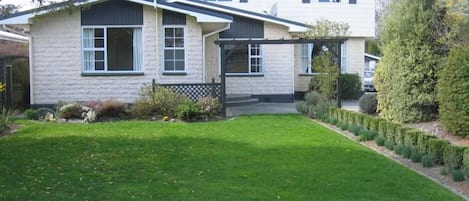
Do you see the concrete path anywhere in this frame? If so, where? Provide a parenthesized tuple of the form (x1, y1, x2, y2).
(226, 103, 298, 117)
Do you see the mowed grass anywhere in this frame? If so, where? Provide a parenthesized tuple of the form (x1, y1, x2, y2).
(0, 115, 464, 201)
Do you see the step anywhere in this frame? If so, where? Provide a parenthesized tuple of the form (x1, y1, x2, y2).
(226, 98, 259, 107)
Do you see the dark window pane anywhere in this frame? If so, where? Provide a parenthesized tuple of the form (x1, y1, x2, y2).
(174, 50, 184, 60)
(165, 28, 173, 37)
(174, 28, 184, 37)
(226, 44, 248, 73)
(175, 61, 185, 71)
(107, 28, 134, 71)
(95, 39, 104, 48)
(164, 61, 174, 71)
(175, 39, 184, 47)
(95, 51, 104, 61)
(95, 61, 105, 70)
(95, 28, 104, 37)
(164, 50, 174, 60)
(165, 39, 174, 47)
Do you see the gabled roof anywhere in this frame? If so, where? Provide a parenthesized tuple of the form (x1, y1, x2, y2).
(0, 0, 307, 32)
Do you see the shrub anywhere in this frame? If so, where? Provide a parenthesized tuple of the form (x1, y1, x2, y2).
(385, 140, 394, 151)
(304, 91, 322, 105)
(440, 167, 449, 176)
(368, 118, 379, 133)
(0, 107, 19, 131)
(375, 136, 385, 146)
(197, 96, 221, 117)
(362, 115, 372, 130)
(410, 147, 423, 163)
(339, 123, 349, 131)
(176, 100, 203, 121)
(24, 108, 38, 120)
(130, 85, 188, 118)
(308, 99, 332, 119)
(438, 47, 469, 137)
(309, 52, 339, 100)
(340, 74, 362, 100)
(395, 127, 411, 146)
(384, 122, 400, 145)
(330, 118, 339, 126)
(421, 155, 433, 168)
(358, 93, 377, 114)
(428, 139, 451, 165)
(394, 144, 405, 155)
(352, 113, 364, 127)
(348, 124, 362, 136)
(57, 103, 84, 119)
(443, 145, 466, 169)
(97, 100, 128, 119)
(402, 145, 412, 159)
(296, 101, 308, 115)
(359, 130, 377, 141)
(377, 119, 388, 137)
(464, 149, 469, 176)
(451, 169, 465, 182)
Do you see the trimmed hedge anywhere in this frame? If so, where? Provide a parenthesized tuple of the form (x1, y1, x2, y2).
(464, 149, 469, 175)
(340, 74, 362, 100)
(443, 145, 467, 169)
(326, 107, 469, 178)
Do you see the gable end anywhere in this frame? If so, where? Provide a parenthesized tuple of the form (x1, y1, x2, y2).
(81, 0, 143, 25)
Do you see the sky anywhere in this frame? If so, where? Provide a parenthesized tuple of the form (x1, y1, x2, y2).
(0, 0, 62, 11)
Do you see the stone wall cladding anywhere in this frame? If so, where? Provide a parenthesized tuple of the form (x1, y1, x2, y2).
(226, 22, 294, 95)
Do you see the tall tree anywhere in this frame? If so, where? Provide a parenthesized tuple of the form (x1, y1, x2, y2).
(375, 0, 441, 122)
(0, 0, 19, 17)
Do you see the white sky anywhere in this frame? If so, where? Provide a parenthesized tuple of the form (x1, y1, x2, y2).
(0, 0, 64, 11)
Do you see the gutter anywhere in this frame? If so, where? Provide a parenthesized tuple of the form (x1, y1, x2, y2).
(202, 23, 230, 83)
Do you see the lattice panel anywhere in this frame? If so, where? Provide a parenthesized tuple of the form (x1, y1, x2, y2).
(159, 83, 222, 102)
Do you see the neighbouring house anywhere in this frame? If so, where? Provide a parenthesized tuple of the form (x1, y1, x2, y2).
(0, 0, 375, 107)
(0, 30, 28, 57)
(364, 53, 380, 72)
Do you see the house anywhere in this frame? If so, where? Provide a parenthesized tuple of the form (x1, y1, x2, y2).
(0, 0, 375, 107)
(364, 53, 380, 72)
(0, 30, 28, 57)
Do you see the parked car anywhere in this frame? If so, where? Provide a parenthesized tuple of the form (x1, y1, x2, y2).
(364, 71, 375, 92)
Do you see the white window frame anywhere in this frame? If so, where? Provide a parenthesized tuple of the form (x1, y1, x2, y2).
(163, 25, 186, 73)
(340, 42, 347, 73)
(247, 44, 263, 74)
(81, 25, 144, 74)
(300, 43, 314, 75)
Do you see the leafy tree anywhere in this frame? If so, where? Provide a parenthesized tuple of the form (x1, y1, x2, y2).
(0, 1, 18, 17)
(375, 0, 441, 122)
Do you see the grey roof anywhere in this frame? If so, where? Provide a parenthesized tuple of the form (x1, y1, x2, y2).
(156, 0, 232, 20)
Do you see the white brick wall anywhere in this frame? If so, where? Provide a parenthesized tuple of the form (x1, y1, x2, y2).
(226, 22, 294, 95)
(30, 6, 206, 104)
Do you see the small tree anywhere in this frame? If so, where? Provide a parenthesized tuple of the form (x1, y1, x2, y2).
(309, 52, 339, 101)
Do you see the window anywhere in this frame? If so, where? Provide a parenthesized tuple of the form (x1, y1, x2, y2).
(300, 43, 314, 74)
(164, 27, 185, 72)
(82, 27, 142, 73)
(225, 44, 263, 74)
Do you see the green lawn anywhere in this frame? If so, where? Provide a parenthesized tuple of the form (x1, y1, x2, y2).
(0, 115, 464, 201)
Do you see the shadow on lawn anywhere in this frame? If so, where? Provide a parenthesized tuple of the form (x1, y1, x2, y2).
(0, 135, 464, 201)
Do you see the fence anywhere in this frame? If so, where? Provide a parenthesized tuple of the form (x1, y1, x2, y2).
(152, 79, 222, 102)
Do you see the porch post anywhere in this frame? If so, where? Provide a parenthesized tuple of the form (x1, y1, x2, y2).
(336, 41, 342, 108)
(220, 44, 227, 118)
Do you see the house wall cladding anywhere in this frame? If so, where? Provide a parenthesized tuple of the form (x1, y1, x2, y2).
(81, 0, 143, 25)
(31, 6, 160, 104)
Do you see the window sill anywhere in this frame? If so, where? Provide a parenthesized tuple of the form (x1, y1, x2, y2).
(226, 73, 264, 77)
(81, 72, 144, 76)
(162, 72, 187, 76)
